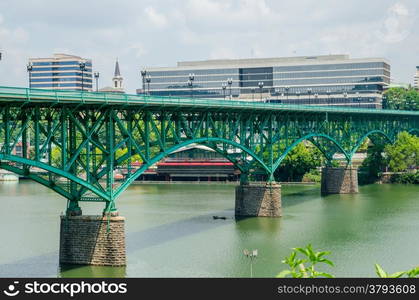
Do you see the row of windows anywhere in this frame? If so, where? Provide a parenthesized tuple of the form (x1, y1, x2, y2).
(147, 76, 387, 89)
(148, 68, 239, 77)
(30, 83, 93, 88)
(274, 76, 387, 85)
(149, 75, 240, 84)
(31, 67, 92, 72)
(149, 84, 383, 94)
(146, 62, 389, 78)
(275, 69, 386, 79)
(273, 62, 389, 72)
(32, 61, 92, 66)
(30, 72, 93, 78)
(30, 77, 93, 83)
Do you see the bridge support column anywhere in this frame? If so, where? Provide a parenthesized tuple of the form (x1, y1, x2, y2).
(235, 182, 281, 217)
(59, 213, 126, 266)
(321, 167, 358, 194)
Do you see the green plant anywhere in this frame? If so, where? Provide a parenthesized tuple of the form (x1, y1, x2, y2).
(276, 244, 334, 278)
(375, 264, 419, 278)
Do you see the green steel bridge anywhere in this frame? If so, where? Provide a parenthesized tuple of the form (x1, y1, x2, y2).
(0, 86, 418, 215)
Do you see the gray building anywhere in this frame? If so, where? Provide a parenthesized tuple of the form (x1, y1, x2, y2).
(139, 54, 390, 108)
(415, 66, 419, 89)
(28, 53, 92, 91)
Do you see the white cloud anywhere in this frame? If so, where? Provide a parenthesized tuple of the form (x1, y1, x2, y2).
(376, 2, 414, 43)
(144, 6, 168, 28)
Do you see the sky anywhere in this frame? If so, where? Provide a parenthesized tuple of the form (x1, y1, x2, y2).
(0, 0, 418, 93)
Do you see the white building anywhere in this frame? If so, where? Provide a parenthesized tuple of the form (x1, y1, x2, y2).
(99, 60, 125, 93)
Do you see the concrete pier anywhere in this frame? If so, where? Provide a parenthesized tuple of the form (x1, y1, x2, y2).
(59, 215, 126, 266)
(321, 167, 358, 194)
(235, 182, 281, 217)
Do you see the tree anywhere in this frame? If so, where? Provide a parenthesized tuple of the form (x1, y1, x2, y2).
(274, 143, 324, 182)
(383, 87, 419, 110)
(384, 132, 419, 172)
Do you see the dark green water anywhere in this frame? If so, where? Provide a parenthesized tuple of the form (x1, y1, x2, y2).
(0, 181, 418, 277)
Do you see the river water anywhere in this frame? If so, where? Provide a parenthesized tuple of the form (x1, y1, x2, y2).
(0, 181, 418, 278)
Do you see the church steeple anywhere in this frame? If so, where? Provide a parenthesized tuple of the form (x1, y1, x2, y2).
(112, 59, 123, 90)
(114, 59, 121, 77)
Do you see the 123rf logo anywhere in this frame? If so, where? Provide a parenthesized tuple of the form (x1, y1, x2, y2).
(3, 281, 127, 297)
(3, 281, 20, 297)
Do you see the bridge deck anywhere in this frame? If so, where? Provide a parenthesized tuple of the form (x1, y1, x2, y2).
(0, 86, 418, 117)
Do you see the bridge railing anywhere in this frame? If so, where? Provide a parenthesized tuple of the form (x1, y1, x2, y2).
(0, 85, 419, 117)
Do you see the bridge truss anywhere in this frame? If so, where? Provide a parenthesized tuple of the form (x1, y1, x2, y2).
(0, 87, 418, 214)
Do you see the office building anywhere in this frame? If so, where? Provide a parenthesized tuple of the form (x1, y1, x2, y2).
(414, 66, 419, 89)
(28, 53, 92, 91)
(140, 54, 390, 108)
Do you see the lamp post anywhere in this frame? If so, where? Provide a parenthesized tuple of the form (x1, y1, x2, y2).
(26, 62, 33, 88)
(79, 62, 86, 92)
(296, 90, 301, 104)
(145, 75, 151, 95)
(307, 88, 312, 105)
(188, 73, 195, 98)
(343, 91, 348, 107)
(243, 249, 258, 278)
(222, 83, 227, 100)
(251, 88, 255, 101)
(227, 78, 233, 99)
(356, 91, 360, 108)
(141, 69, 147, 95)
(285, 86, 289, 102)
(94, 72, 100, 92)
(314, 93, 318, 105)
(258, 81, 264, 101)
(326, 89, 331, 106)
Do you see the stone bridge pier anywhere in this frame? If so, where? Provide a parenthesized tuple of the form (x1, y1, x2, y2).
(59, 209, 126, 267)
(235, 182, 282, 217)
(321, 167, 358, 195)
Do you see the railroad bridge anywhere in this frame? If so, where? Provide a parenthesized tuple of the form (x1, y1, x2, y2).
(0, 86, 418, 266)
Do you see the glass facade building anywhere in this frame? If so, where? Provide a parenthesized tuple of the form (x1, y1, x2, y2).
(140, 55, 390, 108)
(28, 54, 93, 91)
(415, 66, 419, 89)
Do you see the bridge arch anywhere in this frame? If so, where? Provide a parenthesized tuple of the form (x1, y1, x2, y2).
(348, 130, 394, 160)
(0, 154, 111, 201)
(112, 137, 271, 199)
(271, 133, 350, 173)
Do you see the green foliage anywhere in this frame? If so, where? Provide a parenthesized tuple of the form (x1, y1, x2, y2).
(375, 264, 419, 278)
(385, 132, 419, 172)
(302, 169, 321, 183)
(277, 246, 419, 278)
(383, 87, 419, 110)
(276, 244, 334, 278)
(390, 172, 419, 184)
(359, 144, 386, 184)
(275, 143, 324, 182)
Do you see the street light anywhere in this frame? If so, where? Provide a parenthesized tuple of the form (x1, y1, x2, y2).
(79, 62, 86, 92)
(222, 83, 227, 100)
(326, 89, 331, 106)
(307, 88, 312, 105)
(343, 91, 348, 107)
(141, 69, 147, 95)
(356, 91, 360, 108)
(189, 73, 195, 98)
(94, 72, 100, 92)
(243, 249, 258, 278)
(145, 75, 151, 95)
(296, 90, 301, 104)
(258, 81, 264, 101)
(285, 86, 290, 102)
(227, 78, 233, 99)
(314, 93, 318, 105)
(251, 88, 255, 101)
(26, 62, 33, 88)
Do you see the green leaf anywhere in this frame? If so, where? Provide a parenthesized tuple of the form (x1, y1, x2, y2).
(276, 270, 291, 278)
(388, 271, 406, 278)
(315, 272, 335, 278)
(375, 264, 388, 278)
(319, 258, 335, 266)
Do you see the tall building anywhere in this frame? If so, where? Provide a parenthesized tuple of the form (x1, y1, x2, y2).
(98, 59, 125, 93)
(28, 53, 92, 91)
(140, 54, 390, 108)
(414, 66, 419, 89)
